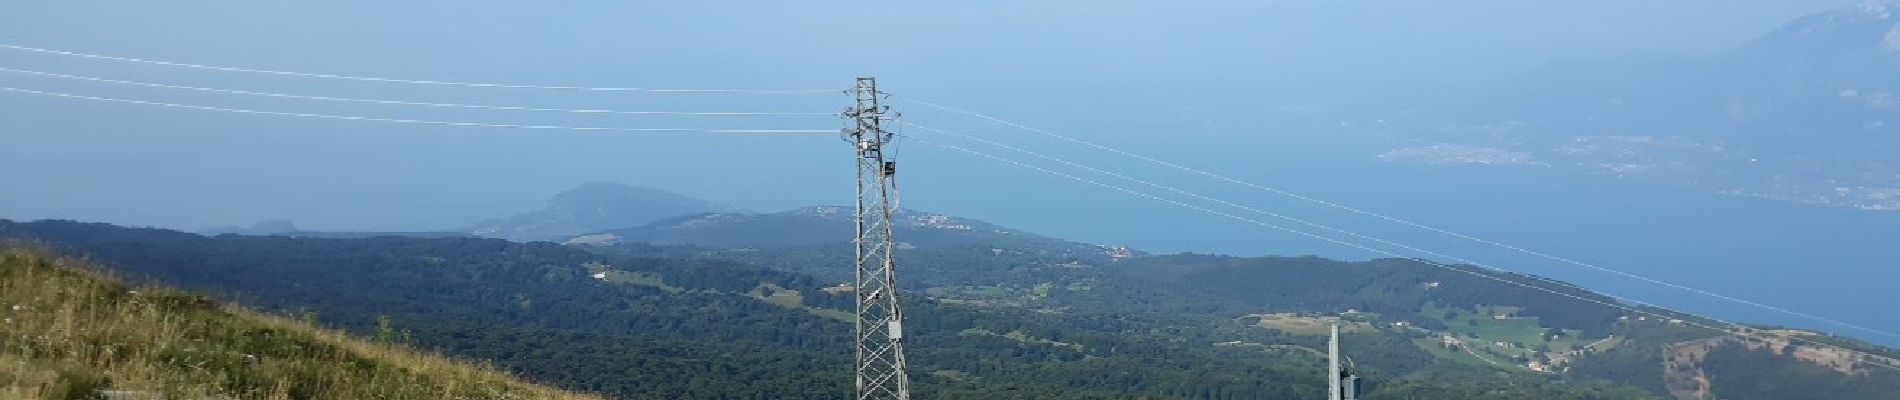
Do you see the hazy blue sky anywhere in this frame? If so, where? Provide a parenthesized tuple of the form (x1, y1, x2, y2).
(0, 0, 1864, 235)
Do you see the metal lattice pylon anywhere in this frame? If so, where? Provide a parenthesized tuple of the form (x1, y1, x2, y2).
(844, 77, 911, 400)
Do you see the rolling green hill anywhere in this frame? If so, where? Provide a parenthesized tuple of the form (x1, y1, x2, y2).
(0, 246, 596, 400)
(578, 206, 1130, 261)
(466, 183, 742, 242)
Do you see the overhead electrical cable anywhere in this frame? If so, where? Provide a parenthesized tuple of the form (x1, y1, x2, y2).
(911, 122, 1476, 260)
(0, 43, 841, 94)
(913, 136, 1900, 372)
(0, 86, 837, 136)
(913, 121, 1890, 363)
(903, 97, 1900, 342)
(0, 67, 839, 117)
(908, 121, 1630, 295)
(910, 121, 1698, 315)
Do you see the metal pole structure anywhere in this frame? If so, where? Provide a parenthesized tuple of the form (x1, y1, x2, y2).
(845, 76, 912, 400)
(1329, 324, 1342, 400)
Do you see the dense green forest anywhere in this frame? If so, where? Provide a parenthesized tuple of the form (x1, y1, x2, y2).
(1, 220, 1334, 398)
(1699, 341, 1900, 399)
(594, 207, 1113, 260)
(4, 218, 1892, 398)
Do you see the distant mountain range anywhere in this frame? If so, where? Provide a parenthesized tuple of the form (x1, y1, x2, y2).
(196, 183, 726, 241)
(197, 219, 302, 236)
(198, 219, 470, 240)
(463, 183, 741, 242)
(414, 182, 1144, 261)
(570, 206, 1139, 261)
(192, 183, 1139, 262)
(1366, 0, 1900, 210)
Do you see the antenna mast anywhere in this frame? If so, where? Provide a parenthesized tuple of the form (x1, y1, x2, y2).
(845, 77, 911, 400)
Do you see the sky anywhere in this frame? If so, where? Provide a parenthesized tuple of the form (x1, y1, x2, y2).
(0, 0, 1859, 233)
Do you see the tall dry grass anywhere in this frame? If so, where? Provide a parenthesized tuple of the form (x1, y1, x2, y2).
(0, 247, 601, 400)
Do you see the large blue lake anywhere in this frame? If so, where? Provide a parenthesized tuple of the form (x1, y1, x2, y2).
(906, 109, 1900, 346)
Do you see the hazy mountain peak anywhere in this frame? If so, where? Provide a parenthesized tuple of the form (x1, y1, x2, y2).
(1884, 23, 1900, 51)
(1761, 3, 1899, 49)
(196, 219, 300, 236)
(547, 183, 684, 207)
(781, 206, 1001, 231)
(466, 183, 740, 242)
(1862, 0, 1896, 20)
(788, 205, 852, 219)
(581, 206, 1137, 260)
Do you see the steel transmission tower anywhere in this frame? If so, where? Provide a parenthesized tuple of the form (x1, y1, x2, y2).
(844, 77, 912, 400)
(1328, 324, 1361, 400)
(1330, 324, 1342, 400)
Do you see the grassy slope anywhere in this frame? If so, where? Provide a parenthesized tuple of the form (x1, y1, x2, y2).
(0, 247, 597, 400)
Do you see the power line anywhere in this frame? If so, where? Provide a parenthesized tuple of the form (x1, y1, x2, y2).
(908, 121, 1730, 326)
(0, 67, 840, 117)
(846, 77, 912, 400)
(903, 97, 1900, 342)
(913, 136, 1900, 373)
(909, 123, 1466, 261)
(913, 120, 1900, 369)
(0, 43, 841, 94)
(0, 86, 837, 135)
(904, 119, 1664, 307)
